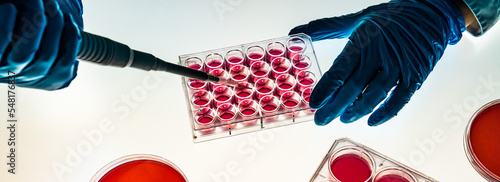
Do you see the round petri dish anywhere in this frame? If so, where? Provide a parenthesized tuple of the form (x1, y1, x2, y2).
(373, 167, 417, 182)
(328, 146, 375, 182)
(90, 154, 189, 182)
(464, 99, 500, 181)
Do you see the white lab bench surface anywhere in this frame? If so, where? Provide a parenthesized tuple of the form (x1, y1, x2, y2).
(1, 0, 499, 181)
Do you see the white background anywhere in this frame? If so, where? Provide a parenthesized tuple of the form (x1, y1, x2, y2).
(1, 0, 500, 181)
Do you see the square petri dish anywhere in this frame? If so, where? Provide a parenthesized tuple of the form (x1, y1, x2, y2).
(310, 138, 438, 182)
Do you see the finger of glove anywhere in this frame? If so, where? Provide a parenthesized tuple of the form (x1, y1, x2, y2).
(314, 51, 380, 125)
(28, 13, 80, 90)
(313, 90, 339, 126)
(309, 39, 361, 110)
(340, 69, 399, 123)
(367, 82, 418, 126)
(339, 25, 400, 123)
(17, 0, 64, 82)
(289, 9, 369, 41)
(4, 0, 47, 74)
(289, 24, 307, 36)
(0, 3, 17, 61)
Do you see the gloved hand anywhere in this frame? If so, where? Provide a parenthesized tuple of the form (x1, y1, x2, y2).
(0, 0, 83, 90)
(290, 0, 465, 126)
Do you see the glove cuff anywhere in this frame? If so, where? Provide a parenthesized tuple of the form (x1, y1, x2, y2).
(418, 0, 466, 44)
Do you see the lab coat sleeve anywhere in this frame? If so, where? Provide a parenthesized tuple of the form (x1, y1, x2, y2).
(462, 0, 500, 36)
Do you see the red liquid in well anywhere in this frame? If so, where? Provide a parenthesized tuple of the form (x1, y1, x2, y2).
(279, 83, 293, 89)
(98, 160, 186, 182)
(258, 87, 272, 94)
(289, 46, 303, 52)
(469, 104, 500, 177)
(330, 154, 372, 182)
(194, 99, 209, 106)
(249, 53, 263, 60)
(253, 71, 267, 76)
(220, 112, 235, 120)
(274, 67, 288, 72)
(294, 62, 309, 68)
(232, 75, 247, 81)
(211, 70, 224, 77)
(190, 81, 205, 89)
(263, 104, 277, 112)
(376, 175, 410, 182)
(304, 96, 310, 102)
(268, 49, 283, 56)
(207, 60, 223, 67)
(284, 100, 299, 107)
(241, 108, 256, 116)
(288, 46, 304, 60)
(198, 116, 213, 124)
(237, 91, 251, 98)
(300, 78, 315, 86)
(228, 57, 243, 63)
(188, 64, 202, 70)
(216, 95, 230, 102)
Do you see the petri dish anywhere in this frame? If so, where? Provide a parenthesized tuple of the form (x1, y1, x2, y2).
(464, 99, 500, 181)
(373, 167, 416, 182)
(328, 146, 375, 182)
(90, 154, 188, 182)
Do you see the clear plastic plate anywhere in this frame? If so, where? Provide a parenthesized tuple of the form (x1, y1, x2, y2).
(179, 33, 322, 143)
(310, 138, 438, 182)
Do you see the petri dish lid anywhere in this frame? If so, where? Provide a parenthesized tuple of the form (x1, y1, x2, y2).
(90, 154, 189, 182)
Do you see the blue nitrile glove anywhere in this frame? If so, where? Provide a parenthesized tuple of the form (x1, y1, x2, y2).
(289, 0, 465, 126)
(0, 0, 83, 90)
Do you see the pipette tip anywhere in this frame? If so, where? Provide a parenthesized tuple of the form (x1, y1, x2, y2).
(217, 78, 240, 87)
(217, 78, 251, 89)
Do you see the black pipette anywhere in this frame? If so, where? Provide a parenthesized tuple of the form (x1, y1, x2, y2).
(77, 31, 239, 87)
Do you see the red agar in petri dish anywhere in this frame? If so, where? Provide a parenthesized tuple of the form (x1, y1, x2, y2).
(96, 156, 187, 182)
(330, 154, 372, 182)
(467, 101, 500, 180)
(375, 175, 410, 182)
(373, 167, 415, 182)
